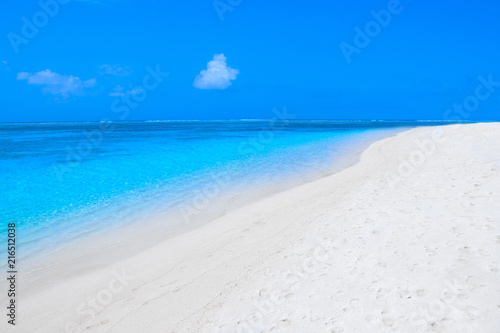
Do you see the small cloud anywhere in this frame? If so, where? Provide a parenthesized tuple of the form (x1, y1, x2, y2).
(128, 88, 143, 95)
(83, 78, 97, 87)
(17, 72, 28, 80)
(17, 69, 96, 98)
(1, 60, 9, 71)
(193, 54, 238, 89)
(99, 64, 132, 77)
(109, 85, 125, 96)
(109, 85, 143, 97)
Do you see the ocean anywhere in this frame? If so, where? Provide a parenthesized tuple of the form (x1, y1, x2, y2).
(0, 120, 449, 264)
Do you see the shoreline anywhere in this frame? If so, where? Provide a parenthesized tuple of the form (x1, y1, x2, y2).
(15, 126, 407, 290)
(2, 122, 499, 332)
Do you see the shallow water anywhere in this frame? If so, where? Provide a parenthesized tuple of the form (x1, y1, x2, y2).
(0, 120, 449, 260)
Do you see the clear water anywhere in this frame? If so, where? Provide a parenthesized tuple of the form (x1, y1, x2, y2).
(0, 120, 447, 261)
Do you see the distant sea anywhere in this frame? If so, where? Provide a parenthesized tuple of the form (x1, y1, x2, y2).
(0, 120, 452, 263)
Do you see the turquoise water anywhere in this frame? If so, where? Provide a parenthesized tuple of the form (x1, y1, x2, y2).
(0, 120, 446, 259)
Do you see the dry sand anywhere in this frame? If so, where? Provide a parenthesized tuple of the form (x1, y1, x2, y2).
(2, 122, 499, 333)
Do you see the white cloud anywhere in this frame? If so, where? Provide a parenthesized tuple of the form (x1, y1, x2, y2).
(109, 85, 143, 97)
(17, 69, 96, 98)
(99, 64, 132, 77)
(1, 60, 9, 71)
(193, 54, 238, 89)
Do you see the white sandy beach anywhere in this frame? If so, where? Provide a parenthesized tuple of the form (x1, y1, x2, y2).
(3, 122, 500, 333)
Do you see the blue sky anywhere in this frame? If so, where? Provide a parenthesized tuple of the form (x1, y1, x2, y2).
(0, 0, 499, 122)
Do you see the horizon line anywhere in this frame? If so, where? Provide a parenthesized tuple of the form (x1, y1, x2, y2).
(0, 119, 497, 125)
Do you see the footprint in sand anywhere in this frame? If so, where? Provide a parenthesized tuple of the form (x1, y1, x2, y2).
(417, 289, 426, 297)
